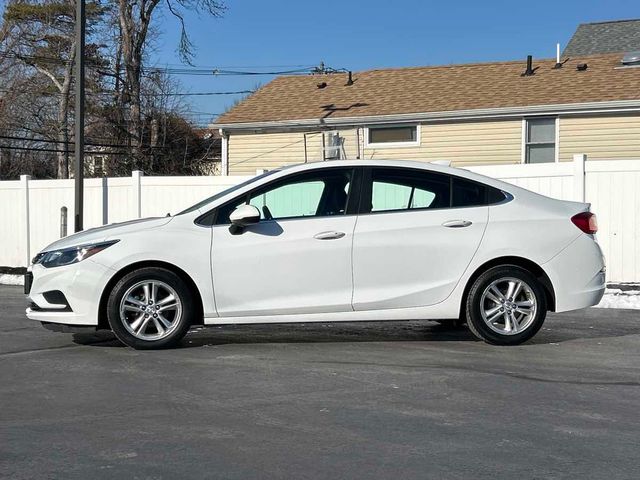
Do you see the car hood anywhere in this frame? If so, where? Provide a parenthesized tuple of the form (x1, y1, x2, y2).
(40, 216, 173, 252)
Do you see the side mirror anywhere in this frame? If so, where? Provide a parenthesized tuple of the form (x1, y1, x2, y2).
(229, 204, 260, 227)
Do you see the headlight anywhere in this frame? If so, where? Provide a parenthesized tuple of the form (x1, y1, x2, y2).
(33, 240, 119, 268)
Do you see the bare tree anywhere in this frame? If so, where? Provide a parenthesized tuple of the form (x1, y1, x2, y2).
(1, 0, 105, 178)
(115, 0, 224, 170)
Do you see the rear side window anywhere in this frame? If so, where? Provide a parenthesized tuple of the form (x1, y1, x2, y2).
(368, 168, 450, 213)
(452, 177, 486, 207)
(452, 177, 507, 207)
(364, 168, 508, 213)
(487, 185, 508, 204)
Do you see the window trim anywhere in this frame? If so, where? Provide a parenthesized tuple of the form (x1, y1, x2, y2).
(196, 166, 511, 226)
(522, 117, 559, 164)
(364, 124, 421, 149)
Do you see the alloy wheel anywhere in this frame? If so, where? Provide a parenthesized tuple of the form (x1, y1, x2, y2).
(119, 280, 183, 341)
(479, 277, 537, 335)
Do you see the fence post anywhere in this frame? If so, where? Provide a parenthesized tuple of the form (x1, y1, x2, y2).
(101, 176, 108, 225)
(220, 132, 229, 176)
(132, 170, 143, 218)
(573, 154, 586, 202)
(60, 206, 68, 238)
(20, 174, 31, 266)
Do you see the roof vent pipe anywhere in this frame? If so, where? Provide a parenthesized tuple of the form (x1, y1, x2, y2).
(554, 43, 563, 69)
(346, 71, 354, 86)
(521, 55, 535, 76)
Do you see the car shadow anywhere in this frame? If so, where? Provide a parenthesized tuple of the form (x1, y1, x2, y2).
(72, 321, 476, 348)
(72, 310, 640, 349)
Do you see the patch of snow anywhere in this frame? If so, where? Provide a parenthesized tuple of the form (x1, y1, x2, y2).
(0, 274, 24, 286)
(594, 288, 640, 310)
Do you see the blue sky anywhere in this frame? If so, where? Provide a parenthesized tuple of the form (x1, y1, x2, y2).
(78, 1, 640, 124)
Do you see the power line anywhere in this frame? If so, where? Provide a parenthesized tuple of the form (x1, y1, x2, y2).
(0, 134, 158, 150)
(0, 52, 317, 76)
(146, 90, 253, 96)
(0, 132, 219, 149)
(0, 87, 252, 97)
(0, 144, 127, 154)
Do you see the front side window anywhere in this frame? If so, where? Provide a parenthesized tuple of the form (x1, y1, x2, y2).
(525, 118, 556, 164)
(367, 125, 418, 146)
(249, 181, 325, 219)
(215, 169, 353, 224)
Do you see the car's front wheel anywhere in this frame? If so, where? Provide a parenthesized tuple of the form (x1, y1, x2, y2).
(465, 265, 547, 345)
(106, 267, 195, 349)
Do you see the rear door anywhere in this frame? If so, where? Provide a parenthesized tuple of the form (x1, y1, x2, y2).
(352, 167, 489, 310)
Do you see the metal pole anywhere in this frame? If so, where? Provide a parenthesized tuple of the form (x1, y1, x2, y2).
(74, 0, 85, 232)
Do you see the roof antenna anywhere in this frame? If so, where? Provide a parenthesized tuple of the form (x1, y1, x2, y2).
(521, 55, 536, 76)
(311, 61, 327, 75)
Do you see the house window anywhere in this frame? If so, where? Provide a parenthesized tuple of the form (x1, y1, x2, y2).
(525, 118, 557, 163)
(366, 125, 419, 147)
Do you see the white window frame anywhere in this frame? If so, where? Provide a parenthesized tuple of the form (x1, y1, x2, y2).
(364, 124, 421, 149)
(521, 117, 559, 164)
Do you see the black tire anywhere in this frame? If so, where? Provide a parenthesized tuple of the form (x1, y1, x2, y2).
(465, 265, 547, 345)
(106, 267, 195, 349)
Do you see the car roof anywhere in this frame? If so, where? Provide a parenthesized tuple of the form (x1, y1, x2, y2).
(282, 159, 507, 188)
(186, 158, 578, 217)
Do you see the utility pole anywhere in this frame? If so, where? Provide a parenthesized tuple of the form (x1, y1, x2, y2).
(74, 0, 85, 232)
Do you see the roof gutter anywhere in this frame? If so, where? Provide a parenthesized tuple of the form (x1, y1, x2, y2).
(212, 100, 640, 131)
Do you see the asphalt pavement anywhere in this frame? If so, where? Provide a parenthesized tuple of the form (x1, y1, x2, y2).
(1, 284, 639, 479)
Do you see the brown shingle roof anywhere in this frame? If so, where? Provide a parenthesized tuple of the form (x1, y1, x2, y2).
(215, 53, 640, 126)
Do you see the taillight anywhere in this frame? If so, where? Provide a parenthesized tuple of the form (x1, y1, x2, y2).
(571, 212, 598, 234)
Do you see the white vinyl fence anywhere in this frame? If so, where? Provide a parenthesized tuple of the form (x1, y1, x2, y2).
(1, 155, 639, 282)
(0, 174, 249, 269)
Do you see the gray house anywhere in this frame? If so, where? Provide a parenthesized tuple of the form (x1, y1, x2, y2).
(563, 19, 640, 56)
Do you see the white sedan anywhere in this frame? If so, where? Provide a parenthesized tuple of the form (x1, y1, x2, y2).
(25, 160, 606, 349)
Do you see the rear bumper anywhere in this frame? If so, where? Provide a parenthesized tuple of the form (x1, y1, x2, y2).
(542, 234, 606, 313)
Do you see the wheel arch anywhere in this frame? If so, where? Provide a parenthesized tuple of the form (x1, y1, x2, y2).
(460, 256, 556, 316)
(97, 260, 205, 330)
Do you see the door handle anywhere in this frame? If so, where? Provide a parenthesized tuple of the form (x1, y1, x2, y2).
(442, 220, 472, 228)
(314, 231, 346, 240)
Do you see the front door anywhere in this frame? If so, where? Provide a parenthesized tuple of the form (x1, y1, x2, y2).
(352, 167, 488, 310)
(212, 167, 357, 317)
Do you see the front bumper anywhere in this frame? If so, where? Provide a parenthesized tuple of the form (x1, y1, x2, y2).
(26, 258, 114, 326)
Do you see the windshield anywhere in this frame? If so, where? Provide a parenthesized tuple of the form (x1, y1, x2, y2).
(177, 170, 280, 215)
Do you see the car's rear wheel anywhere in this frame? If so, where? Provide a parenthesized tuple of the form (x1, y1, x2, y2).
(465, 265, 547, 345)
(106, 267, 194, 349)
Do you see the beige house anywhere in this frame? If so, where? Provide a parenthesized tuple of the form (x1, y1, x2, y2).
(213, 53, 640, 176)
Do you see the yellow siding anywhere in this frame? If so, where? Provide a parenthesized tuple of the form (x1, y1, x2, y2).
(228, 120, 523, 174)
(226, 115, 640, 174)
(558, 115, 640, 161)
(362, 120, 522, 166)
(228, 129, 359, 176)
